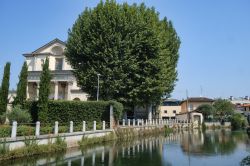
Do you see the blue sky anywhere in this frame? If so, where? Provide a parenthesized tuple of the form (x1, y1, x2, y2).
(0, 0, 250, 99)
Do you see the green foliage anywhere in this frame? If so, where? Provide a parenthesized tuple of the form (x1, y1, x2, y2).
(197, 104, 215, 121)
(37, 58, 51, 123)
(0, 62, 11, 115)
(0, 125, 11, 138)
(24, 137, 38, 146)
(54, 136, 67, 147)
(65, 1, 180, 107)
(24, 100, 123, 124)
(213, 99, 234, 121)
(7, 105, 31, 124)
(17, 126, 35, 136)
(78, 133, 116, 148)
(40, 126, 53, 135)
(164, 126, 173, 136)
(0, 139, 9, 155)
(230, 113, 247, 130)
(0, 114, 6, 125)
(13, 62, 28, 107)
(0, 139, 66, 161)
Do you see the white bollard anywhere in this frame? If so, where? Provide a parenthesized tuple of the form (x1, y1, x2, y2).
(122, 119, 125, 126)
(35, 121, 40, 136)
(70, 121, 73, 133)
(142, 119, 144, 126)
(93, 121, 96, 131)
(54, 121, 59, 135)
(128, 119, 130, 126)
(137, 119, 140, 126)
(133, 119, 135, 126)
(102, 121, 105, 130)
(11, 121, 17, 139)
(83, 121, 86, 132)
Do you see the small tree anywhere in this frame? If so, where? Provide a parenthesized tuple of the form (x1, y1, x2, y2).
(0, 62, 11, 115)
(197, 104, 214, 121)
(37, 58, 51, 122)
(213, 99, 234, 122)
(13, 62, 28, 107)
(7, 105, 31, 123)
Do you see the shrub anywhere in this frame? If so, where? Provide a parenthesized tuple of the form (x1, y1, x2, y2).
(40, 126, 53, 135)
(24, 100, 123, 124)
(17, 125, 35, 136)
(0, 125, 11, 138)
(231, 114, 247, 130)
(24, 136, 38, 146)
(7, 105, 31, 124)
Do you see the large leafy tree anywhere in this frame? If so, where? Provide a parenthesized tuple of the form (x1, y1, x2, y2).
(65, 1, 180, 108)
(37, 58, 51, 122)
(13, 62, 28, 107)
(213, 99, 234, 121)
(0, 62, 11, 115)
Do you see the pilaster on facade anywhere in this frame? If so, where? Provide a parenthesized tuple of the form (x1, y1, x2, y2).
(36, 82, 40, 100)
(67, 82, 73, 100)
(54, 81, 59, 100)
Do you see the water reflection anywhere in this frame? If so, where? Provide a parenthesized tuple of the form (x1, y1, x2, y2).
(2, 130, 250, 166)
(179, 129, 248, 156)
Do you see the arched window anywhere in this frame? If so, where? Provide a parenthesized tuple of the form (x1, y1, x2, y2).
(51, 46, 63, 55)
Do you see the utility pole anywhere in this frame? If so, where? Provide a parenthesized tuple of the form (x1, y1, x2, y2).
(186, 89, 190, 122)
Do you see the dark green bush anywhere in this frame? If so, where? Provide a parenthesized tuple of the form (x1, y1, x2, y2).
(231, 114, 247, 130)
(24, 100, 123, 124)
(7, 105, 31, 124)
(0, 125, 11, 138)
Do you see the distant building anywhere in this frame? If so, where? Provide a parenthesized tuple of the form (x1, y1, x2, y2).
(180, 97, 214, 113)
(23, 38, 88, 101)
(159, 99, 181, 119)
(176, 97, 214, 124)
(228, 96, 250, 122)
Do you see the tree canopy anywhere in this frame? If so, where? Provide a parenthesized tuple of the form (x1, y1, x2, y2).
(213, 99, 234, 120)
(65, 1, 180, 107)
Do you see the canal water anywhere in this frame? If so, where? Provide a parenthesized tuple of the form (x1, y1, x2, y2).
(2, 129, 250, 166)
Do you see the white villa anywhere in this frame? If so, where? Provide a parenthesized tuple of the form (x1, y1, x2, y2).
(24, 38, 88, 101)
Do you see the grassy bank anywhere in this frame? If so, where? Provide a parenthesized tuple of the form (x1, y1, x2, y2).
(1, 125, 171, 161)
(0, 136, 66, 161)
(78, 126, 170, 147)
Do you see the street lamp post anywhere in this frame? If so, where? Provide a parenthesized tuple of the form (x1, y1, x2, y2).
(97, 74, 101, 101)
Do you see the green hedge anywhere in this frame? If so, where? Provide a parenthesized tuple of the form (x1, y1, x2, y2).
(24, 100, 123, 124)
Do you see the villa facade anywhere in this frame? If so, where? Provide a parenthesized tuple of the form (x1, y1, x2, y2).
(24, 38, 88, 101)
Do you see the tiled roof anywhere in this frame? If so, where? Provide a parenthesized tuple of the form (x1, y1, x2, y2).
(181, 97, 214, 103)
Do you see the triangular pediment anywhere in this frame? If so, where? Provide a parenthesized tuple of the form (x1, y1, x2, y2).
(32, 38, 66, 54)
